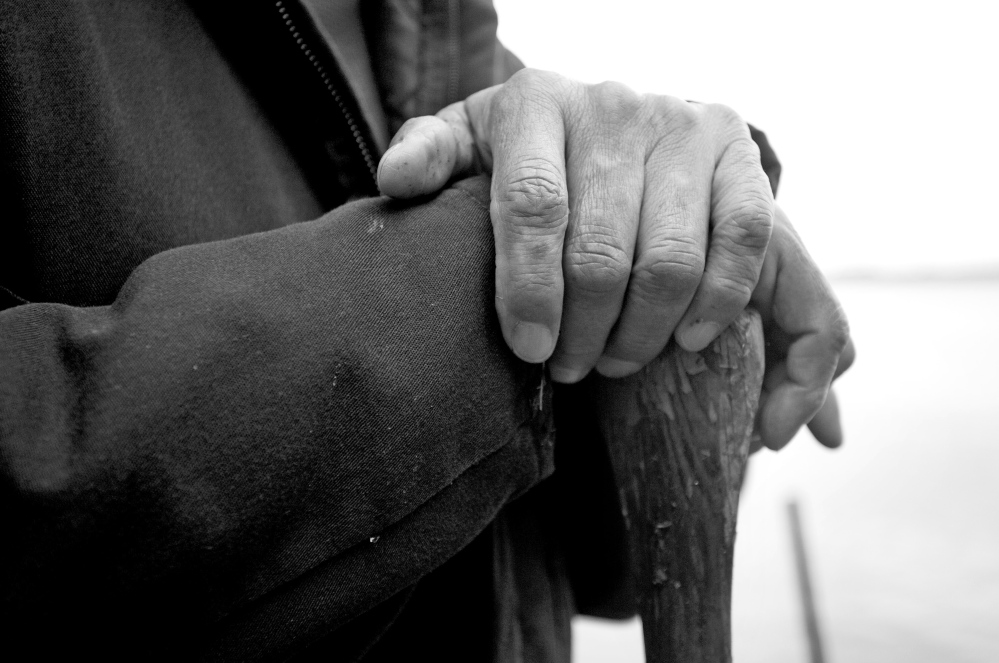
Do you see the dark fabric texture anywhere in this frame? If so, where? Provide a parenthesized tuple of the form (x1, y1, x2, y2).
(0, 0, 333, 306)
(1, 174, 554, 660)
(324, 479, 575, 663)
(362, 0, 524, 134)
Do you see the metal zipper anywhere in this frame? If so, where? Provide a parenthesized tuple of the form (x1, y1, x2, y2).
(446, 0, 460, 103)
(274, 0, 378, 186)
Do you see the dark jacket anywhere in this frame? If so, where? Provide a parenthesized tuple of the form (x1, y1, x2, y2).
(0, 2, 780, 660)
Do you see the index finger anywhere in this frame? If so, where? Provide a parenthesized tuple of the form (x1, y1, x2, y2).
(472, 70, 574, 363)
(753, 207, 851, 449)
(759, 324, 847, 449)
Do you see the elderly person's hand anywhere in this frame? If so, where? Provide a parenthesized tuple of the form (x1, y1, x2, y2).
(751, 205, 854, 449)
(377, 68, 853, 449)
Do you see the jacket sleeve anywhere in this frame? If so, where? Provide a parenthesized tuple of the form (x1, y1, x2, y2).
(0, 176, 554, 660)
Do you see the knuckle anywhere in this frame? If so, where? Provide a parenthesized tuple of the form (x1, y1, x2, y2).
(671, 174, 702, 209)
(565, 233, 631, 297)
(838, 342, 856, 374)
(501, 161, 569, 230)
(511, 270, 561, 298)
(586, 80, 643, 120)
(705, 102, 745, 130)
(645, 94, 700, 135)
(504, 67, 542, 92)
(502, 68, 573, 105)
(718, 199, 774, 253)
(631, 237, 705, 302)
(508, 67, 556, 87)
(492, 82, 523, 118)
(827, 306, 852, 356)
(720, 135, 766, 178)
(709, 272, 755, 308)
(732, 133, 763, 162)
(651, 170, 704, 221)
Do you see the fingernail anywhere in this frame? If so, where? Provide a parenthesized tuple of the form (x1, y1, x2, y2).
(768, 432, 794, 451)
(510, 322, 555, 363)
(677, 320, 721, 352)
(595, 356, 643, 378)
(380, 139, 409, 166)
(548, 363, 587, 384)
(377, 142, 404, 187)
(384, 139, 405, 156)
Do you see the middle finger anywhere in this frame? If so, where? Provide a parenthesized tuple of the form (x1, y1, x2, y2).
(548, 83, 646, 383)
(597, 118, 713, 377)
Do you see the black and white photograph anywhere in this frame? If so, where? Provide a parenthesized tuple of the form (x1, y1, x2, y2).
(1, 0, 995, 661)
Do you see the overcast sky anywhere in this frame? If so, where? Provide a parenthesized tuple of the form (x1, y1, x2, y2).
(493, 0, 999, 277)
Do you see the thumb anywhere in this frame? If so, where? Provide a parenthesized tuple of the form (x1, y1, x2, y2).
(377, 97, 492, 198)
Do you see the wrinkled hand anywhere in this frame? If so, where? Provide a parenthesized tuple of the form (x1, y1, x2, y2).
(378, 69, 774, 382)
(377, 68, 852, 448)
(750, 205, 855, 450)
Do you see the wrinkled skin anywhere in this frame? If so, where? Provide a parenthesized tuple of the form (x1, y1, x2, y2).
(378, 69, 855, 450)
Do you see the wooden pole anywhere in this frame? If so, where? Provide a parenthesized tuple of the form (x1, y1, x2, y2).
(595, 309, 764, 662)
(788, 500, 827, 663)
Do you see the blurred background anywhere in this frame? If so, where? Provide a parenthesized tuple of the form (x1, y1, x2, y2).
(493, 1, 999, 661)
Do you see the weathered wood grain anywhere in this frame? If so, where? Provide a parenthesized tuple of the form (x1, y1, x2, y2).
(595, 309, 764, 662)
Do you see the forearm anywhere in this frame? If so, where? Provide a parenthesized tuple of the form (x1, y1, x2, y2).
(0, 176, 553, 659)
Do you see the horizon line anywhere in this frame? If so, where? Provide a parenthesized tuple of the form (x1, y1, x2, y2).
(829, 267, 999, 283)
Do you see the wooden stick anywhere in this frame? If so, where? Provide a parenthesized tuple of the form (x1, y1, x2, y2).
(595, 309, 764, 662)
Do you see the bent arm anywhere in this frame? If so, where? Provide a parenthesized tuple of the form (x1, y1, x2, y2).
(0, 176, 552, 660)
